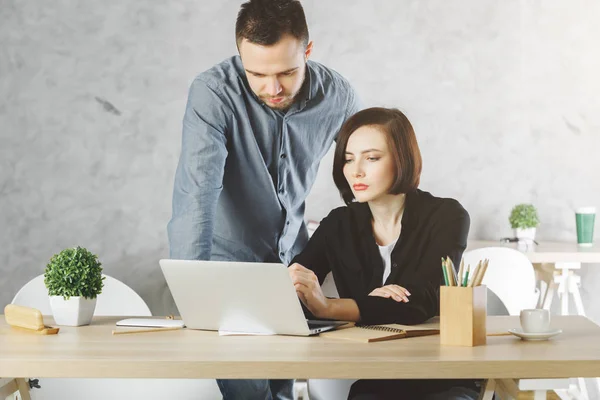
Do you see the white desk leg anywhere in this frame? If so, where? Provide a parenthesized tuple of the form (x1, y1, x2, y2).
(577, 378, 589, 400)
(555, 262, 584, 316)
(533, 390, 545, 400)
(554, 388, 576, 399)
(534, 263, 556, 311)
(560, 268, 570, 315)
(570, 275, 586, 317)
(554, 263, 592, 400)
(538, 279, 548, 308)
(543, 281, 556, 310)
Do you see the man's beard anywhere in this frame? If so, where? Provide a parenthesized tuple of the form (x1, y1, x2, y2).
(260, 94, 295, 110)
(260, 73, 305, 110)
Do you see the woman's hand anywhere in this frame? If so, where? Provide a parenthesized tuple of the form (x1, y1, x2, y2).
(288, 263, 330, 318)
(369, 285, 411, 303)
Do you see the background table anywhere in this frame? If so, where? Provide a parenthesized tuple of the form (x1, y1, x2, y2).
(468, 240, 600, 316)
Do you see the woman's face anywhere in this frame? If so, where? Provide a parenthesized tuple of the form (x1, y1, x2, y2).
(343, 125, 396, 203)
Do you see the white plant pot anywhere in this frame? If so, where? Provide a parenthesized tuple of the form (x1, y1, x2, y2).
(514, 227, 536, 241)
(49, 296, 97, 326)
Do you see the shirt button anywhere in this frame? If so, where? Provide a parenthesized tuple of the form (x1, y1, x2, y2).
(279, 252, 285, 257)
(286, 221, 290, 225)
(392, 263, 398, 268)
(280, 154, 287, 159)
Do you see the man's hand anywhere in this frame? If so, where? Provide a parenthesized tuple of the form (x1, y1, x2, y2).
(369, 285, 411, 303)
(288, 263, 330, 318)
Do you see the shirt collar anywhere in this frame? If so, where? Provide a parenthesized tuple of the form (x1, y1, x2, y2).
(301, 61, 315, 103)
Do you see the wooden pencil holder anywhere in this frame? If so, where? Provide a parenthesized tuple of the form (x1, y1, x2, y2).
(440, 285, 487, 347)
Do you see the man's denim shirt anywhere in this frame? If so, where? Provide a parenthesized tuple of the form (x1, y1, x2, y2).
(168, 56, 361, 264)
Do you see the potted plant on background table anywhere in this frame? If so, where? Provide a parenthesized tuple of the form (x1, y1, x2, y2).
(44, 246, 105, 326)
(509, 204, 539, 242)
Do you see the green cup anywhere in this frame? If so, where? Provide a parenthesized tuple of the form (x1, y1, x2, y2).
(576, 207, 596, 247)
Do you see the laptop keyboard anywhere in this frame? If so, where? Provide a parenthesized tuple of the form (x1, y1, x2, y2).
(307, 320, 344, 329)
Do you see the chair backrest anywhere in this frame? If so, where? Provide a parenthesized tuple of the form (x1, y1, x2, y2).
(462, 247, 539, 315)
(10, 276, 225, 399)
(11, 274, 151, 316)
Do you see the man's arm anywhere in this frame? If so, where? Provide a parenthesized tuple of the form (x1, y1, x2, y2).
(289, 212, 335, 284)
(332, 83, 363, 144)
(167, 79, 229, 260)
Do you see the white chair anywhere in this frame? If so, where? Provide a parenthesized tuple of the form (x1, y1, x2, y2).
(461, 247, 539, 315)
(12, 274, 152, 316)
(9, 274, 223, 400)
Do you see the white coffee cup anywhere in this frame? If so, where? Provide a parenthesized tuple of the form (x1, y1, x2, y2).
(520, 309, 551, 333)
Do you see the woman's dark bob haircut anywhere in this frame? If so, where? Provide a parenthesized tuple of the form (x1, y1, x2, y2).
(333, 107, 422, 205)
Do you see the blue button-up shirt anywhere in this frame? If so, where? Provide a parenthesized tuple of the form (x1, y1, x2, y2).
(167, 56, 361, 264)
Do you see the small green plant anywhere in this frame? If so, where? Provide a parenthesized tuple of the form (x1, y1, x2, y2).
(44, 246, 105, 300)
(509, 204, 539, 229)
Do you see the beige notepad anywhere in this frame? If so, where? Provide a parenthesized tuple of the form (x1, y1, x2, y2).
(320, 320, 440, 343)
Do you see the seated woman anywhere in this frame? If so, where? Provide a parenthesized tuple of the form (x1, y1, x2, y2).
(289, 107, 478, 400)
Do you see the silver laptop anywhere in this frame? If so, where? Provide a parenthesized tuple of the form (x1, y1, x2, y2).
(159, 259, 346, 336)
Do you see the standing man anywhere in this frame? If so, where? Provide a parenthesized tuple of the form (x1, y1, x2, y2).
(167, 0, 361, 398)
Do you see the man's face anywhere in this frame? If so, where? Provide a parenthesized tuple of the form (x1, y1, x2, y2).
(239, 35, 312, 110)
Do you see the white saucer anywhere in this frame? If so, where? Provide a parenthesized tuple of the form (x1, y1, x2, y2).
(508, 328, 562, 341)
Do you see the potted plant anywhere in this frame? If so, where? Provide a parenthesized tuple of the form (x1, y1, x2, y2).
(44, 246, 105, 326)
(509, 204, 539, 242)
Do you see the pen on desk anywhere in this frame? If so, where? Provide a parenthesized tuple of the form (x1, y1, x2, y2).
(444, 257, 455, 286)
(487, 331, 512, 336)
(462, 264, 470, 287)
(468, 262, 480, 287)
(447, 256, 458, 287)
(112, 326, 184, 335)
(474, 259, 489, 286)
(473, 261, 482, 286)
(443, 257, 450, 286)
(441, 257, 449, 285)
(475, 260, 485, 285)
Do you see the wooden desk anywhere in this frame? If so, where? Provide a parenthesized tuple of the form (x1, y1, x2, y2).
(468, 240, 600, 316)
(2, 316, 600, 380)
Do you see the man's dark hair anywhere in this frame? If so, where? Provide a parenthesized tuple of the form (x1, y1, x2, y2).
(236, 0, 309, 48)
(333, 108, 423, 205)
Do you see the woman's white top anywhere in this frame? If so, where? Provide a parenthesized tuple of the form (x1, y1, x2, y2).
(378, 238, 398, 284)
(374, 207, 404, 285)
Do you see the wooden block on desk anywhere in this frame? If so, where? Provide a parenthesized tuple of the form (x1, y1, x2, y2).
(4, 304, 45, 331)
(4, 304, 59, 335)
(440, 285, 487, 347)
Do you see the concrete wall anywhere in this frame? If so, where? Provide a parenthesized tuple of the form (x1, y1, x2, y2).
(2, 0, 599, 323)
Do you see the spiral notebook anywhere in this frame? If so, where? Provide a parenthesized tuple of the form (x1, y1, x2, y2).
(319, 319, 440, 343)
